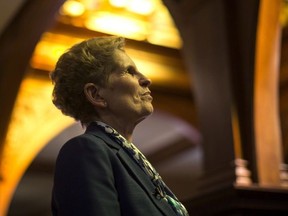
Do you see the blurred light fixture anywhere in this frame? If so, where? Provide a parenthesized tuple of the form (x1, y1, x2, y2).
(82, 0, 101, 10)
(31, 33, 83, 70)
(85, 12, 147, 40)
(61, 0, 86, 17)
(109, 0, 128, 8)
(147, 4, 182, 48)
(57, 0, 182, 48)
(126, 0, 155, 15)
(34, 41, 67, 65)
(109, 0, 155, 15)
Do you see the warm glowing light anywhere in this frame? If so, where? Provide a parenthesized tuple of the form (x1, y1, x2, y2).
(85, 13, 147, 40)
(31, 33, 84, 71)
(147, 29, 182, 49)
(0, 77, 74, 216)
(32, 41, 68, 70)
(109, 0, 128, 8)
(61, 0, 85, 17)
(57, 0, 182, 48)
(82, 0, 100, 10)
(147, 4, 182, 48)
(110, 0, 155, 14)
(127, 0, 155, 15)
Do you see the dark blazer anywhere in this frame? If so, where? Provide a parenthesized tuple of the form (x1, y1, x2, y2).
(52, 123, 177, 216)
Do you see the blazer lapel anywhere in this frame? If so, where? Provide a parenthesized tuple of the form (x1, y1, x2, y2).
(116, 148, 176, 216)
(86, 124, 176, 216)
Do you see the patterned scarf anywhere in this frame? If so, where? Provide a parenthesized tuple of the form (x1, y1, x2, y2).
(94, 121, 189, 216)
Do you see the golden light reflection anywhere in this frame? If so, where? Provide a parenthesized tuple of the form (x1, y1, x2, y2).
(85, 12, 147, 40)
(126, 0, 155, 15)
(58, 0, 182, 48)
(33, 41, 67, 68)
(0, 77, 74, 216)
(109, 0, 128, 8)
(61, 0, 86, 17)
(31, 33, 84, 70)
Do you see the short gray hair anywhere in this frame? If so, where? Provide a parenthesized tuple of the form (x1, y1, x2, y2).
(50, 36, 126, 125)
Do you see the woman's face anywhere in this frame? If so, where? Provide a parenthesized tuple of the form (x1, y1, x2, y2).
(101, 49, 153, 124)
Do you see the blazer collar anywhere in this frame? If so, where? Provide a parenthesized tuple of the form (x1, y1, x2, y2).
(85, 122, 121, 149)
(85, 123, 176, 216)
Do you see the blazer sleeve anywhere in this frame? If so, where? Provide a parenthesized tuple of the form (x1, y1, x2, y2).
(52, 134, 121, 216)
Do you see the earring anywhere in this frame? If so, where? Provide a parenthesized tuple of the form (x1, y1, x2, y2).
(103, 101, 107, 106)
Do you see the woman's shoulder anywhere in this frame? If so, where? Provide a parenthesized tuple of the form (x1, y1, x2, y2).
(59, 132, 112, 155)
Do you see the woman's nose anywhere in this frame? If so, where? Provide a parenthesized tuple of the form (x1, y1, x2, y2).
(139, 75, 152, 87)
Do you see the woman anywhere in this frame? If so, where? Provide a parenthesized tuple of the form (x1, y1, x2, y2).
(50, 36, 189, 216)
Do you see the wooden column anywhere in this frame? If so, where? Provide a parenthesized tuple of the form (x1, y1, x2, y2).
(164, 0, 288, 215)
(254, 0, 283, 185)
(164, 0, 259, 191)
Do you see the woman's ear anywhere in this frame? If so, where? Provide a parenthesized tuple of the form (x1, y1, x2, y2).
(84, 83, 107, 108)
